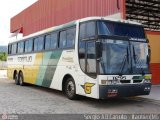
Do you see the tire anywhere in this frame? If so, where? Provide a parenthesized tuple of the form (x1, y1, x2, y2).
(14, 73, 19, 85)
(19, 72, 25, 86)
(65, 78, 77, 100)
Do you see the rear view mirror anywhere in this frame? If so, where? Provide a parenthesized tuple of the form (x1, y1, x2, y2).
(147, 46, 151, 64)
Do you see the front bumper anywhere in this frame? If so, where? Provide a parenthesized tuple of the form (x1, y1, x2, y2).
(99, 83, 151, 99)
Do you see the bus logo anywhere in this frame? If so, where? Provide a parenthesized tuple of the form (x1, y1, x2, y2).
(81, 82, 95, 94)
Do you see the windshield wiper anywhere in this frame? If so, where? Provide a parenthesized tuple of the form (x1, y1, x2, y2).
(119, 47, 129, 76)
(132, 46, 145, 75)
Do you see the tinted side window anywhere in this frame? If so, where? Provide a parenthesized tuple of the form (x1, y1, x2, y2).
(50, 33, 57, 49)
(80, 21, 96, 39)
(45, 34, 51, 50)
(59, 31, 67, 48)
(25, 40, 29, 53)
(59, 27, 76, 49)
(12, 43, 17, 54)
(28, 39, 33, 52)
(66, 28, 76, 48)
(11, 44, 14, 54)
(79, 41, 86, 72)
(25, 39, 33, 53)
(79, 23, 86, 39)
(38, 36, 44, 51)
(20, 42, 24, 53)
(86, 42, 96, 74)
(8, 45, 12, 54)
(8, 45, 10, 54)
(34, 38, 38, 51)
(18, 42, 21, 53)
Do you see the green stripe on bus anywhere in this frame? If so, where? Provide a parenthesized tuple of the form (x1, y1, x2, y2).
(41, 50, 62, 87)
(36, 52, 52, 86)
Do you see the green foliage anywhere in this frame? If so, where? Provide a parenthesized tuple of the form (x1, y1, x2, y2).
(0, 52, 7, 61)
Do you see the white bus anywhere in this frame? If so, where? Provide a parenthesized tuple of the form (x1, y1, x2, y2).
(8, 17, 151, 99)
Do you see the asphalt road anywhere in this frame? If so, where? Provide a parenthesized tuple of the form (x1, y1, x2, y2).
(0, 77, 160, 115)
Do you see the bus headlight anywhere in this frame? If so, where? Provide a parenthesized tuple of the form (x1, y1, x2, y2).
(143, 79, 151, 83)
(143, 75, 151, 83)
(101, 80, 107, 85)
(105, 80, 119, 85)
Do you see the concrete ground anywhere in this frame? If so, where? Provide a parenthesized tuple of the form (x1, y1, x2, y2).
(140, 85, 160, 101)
(0, 70, 159, 119)
(0, 70, 7, 78)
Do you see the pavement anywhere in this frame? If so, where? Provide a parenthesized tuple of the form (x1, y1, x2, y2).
(137, 85, 160, 103)
(0, 70, 159, 102)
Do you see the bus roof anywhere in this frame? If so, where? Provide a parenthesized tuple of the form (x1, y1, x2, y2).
(9, 17, 142, 44)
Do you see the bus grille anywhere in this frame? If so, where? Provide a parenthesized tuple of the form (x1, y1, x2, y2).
(133, 80, 142, 83)
(120, 80, 131, 83)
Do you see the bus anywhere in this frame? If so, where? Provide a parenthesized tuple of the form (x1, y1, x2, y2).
(7, 17, 151, 99)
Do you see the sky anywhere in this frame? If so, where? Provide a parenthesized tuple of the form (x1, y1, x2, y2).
(0, 0, 38, 46)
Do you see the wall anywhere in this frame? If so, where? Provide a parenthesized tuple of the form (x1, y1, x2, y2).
(147, 32, 160, 85)
(11, 0, 123, 36)
(0, 61, 7, 70)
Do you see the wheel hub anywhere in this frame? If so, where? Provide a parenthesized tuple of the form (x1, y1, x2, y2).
(67, 81, 74, 95)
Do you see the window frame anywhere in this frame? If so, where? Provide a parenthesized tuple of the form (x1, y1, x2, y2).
(79, 21, 96, 41)
(11, 43, 18, 55)
(78, 20, 98, 78)
(8, 25, 76, 56)
(59, 26, 76, 49)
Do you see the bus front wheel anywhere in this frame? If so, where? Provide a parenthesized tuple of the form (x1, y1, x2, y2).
(65, 78, 77, 100)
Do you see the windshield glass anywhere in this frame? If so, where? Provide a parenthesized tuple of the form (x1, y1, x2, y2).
(131, 42, 150, 74)
(98, 39, 150, 75)
(99, 39, 131, 75)
(98, 21, 146, 41)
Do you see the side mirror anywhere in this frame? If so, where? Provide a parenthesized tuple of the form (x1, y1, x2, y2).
(96, 42, 102, 59)
(147, 47, 151, 64)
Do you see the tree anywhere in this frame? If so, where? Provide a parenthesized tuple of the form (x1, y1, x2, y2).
(0, 52, 7, 61)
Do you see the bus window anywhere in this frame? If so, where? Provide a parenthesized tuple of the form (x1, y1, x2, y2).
(18, 42, 21, 53)
(50, 33, 57, 49)
(18, 42, 24, 53)
(59, 27, 76, 49)
(45, 34, 51, 50)
(21, 42, 24, 53)
(80, 21, 96, 40)
(66, 28, 76, 48)
(25, 40, 29, 53)
(28, 39, 33, 52)
(11, 43, 17, 54)
(86, 42, 96, 74)
(79, 23, 86, 39)
(87, 22, 96, 38)
(38, 36, 44, 51)
(79, 41, 86, 72)
(8, 45, 12, 55)
(59, 31, 67, 48)
(34, 38, 38, 51)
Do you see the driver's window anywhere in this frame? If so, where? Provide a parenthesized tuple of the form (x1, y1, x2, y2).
(86, 42, 96, 75)
(79, 21, 97, 78)
(79, 21, 96, 40)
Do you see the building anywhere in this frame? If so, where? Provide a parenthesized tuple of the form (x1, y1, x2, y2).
(10, 0, 160, 85)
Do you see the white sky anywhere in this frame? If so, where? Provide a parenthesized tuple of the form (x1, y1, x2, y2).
(0, 0, 38, 46)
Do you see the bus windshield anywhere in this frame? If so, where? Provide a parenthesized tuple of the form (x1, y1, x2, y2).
(98, 21, 146, 41)
(131, 42, 150, 74)
(98, 39, 150, 75)
(99, 39, 130, 75)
